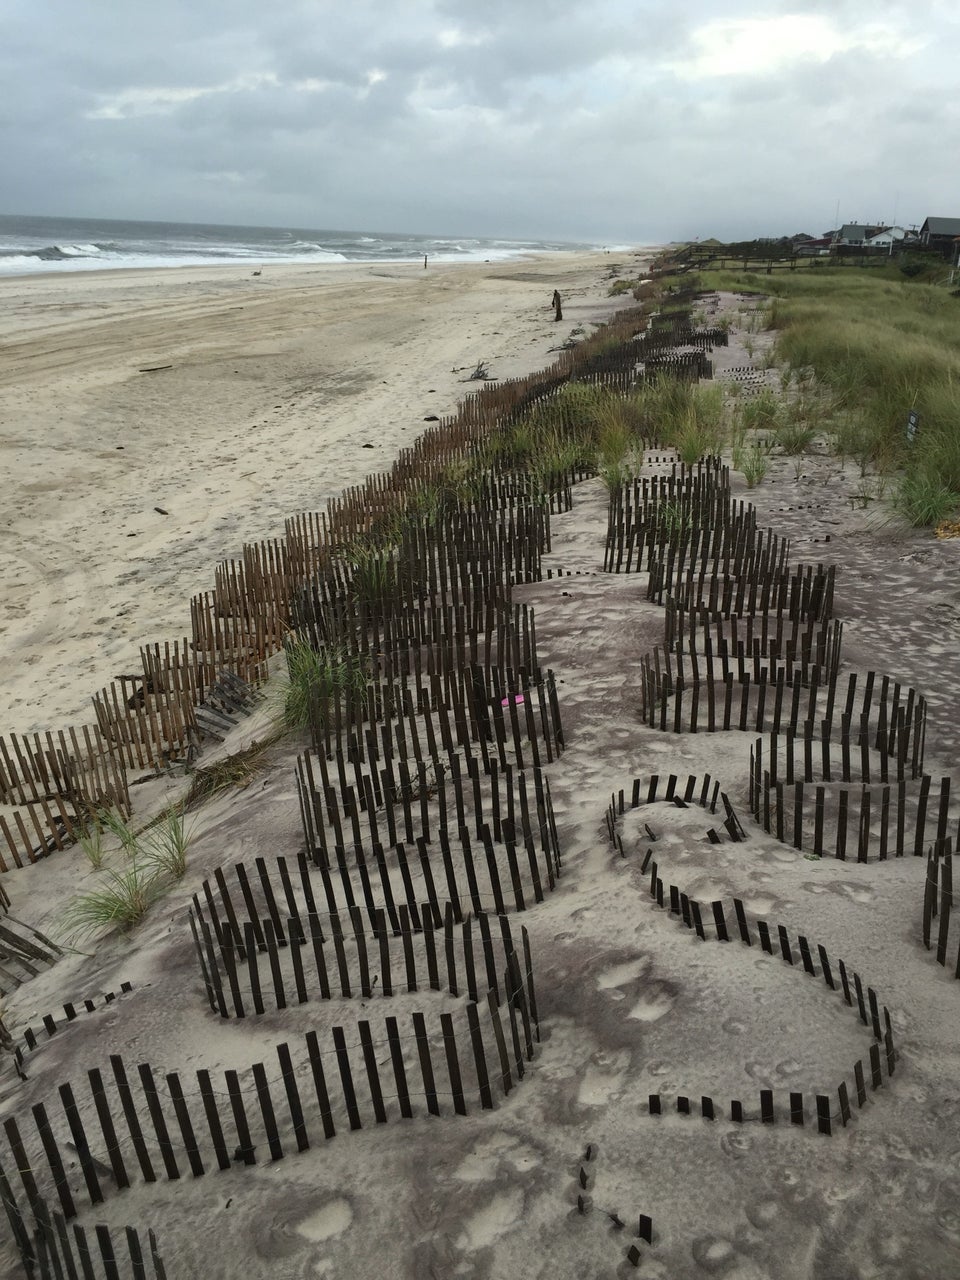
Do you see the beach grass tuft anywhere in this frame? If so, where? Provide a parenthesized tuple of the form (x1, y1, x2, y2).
(141, 809, 192, 880)
(63, 860, 167, 936)
(279, 635, 367, 732)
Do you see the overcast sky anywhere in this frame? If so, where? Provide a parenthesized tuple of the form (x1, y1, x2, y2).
(2, 0, 957, 243)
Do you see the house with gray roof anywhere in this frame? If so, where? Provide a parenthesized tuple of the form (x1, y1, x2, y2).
(835, 223, 884, 246)
(919, 217, 960, 256)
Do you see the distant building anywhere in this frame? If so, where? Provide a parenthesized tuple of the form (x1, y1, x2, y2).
(919, 217, 960, 256)
(863, 226, 917, 249)
(834, 223, 884, 247)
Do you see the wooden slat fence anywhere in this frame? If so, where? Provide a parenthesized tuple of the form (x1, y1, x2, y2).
(0, 956, 537, 1224)
(922, 835, 960, 977)
(657, 561, 836, 622)
(604, 461, 732, 574)
(0, 726, 130, 874)
(92, 677, 198, 773)
(604, 774, 897, 1136)
(188, 897, 537, 1027)
(0, 1182, 168, 1280)
(639, 662, 926, 777)
(297, 748, 559, 885)
(0, 915, 62, 998)
(750, 734, 953, 862)
(664, 608, 843, 683)
(300, 650, 564, 775)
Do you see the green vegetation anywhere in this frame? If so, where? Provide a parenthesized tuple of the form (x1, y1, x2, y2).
(658, 500, 693, 536)
(774, 421, 817, 455)
(672, 265, 960, 524)
(893, 471, 959, 527)
(738, 388, 781, 432)
(345, 542, 400, 605)
(77, 816, 107, 869)
(143, 809, 192, 881)
(279, 636, 367, 732)
(64, 860, 167, 936)
(741, 441, 771, 488)
(64, 807, 194, 937)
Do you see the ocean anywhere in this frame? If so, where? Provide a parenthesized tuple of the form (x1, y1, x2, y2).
(0, 214, 606, 277)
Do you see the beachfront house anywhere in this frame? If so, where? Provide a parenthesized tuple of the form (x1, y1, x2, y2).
(919, 217, 960, 257)
(864, 226, 916, 250)
(834, 223, 884, 247)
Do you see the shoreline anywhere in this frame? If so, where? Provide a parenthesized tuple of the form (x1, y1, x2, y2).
(1, 249, 644, 733)
(0, 244, 649, 285)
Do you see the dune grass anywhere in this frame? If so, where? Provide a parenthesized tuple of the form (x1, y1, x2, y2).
(279, 635, 367, 732)
(679, 266, 960, 523)
(63, 860, 167, 936)
(64, 807, 195, 937)
(142, 809, 192, 880)
(76, 815, 107, 869)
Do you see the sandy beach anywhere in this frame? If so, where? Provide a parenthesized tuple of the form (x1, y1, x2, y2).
(1, 251, 628, 733)
(3, 263, 960, 1280)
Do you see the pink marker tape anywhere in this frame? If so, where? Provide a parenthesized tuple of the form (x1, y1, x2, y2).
(500, 694, 526, 707)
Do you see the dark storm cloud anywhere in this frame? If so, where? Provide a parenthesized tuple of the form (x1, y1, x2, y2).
(1, 1, 957, 240)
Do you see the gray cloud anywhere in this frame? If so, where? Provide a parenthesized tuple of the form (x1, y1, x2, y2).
(2, 0, 957, 240)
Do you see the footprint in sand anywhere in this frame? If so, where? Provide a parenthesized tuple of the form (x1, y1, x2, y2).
(296, 1197, 353, 1243)
(596, 956, 647, 991)
(799, 878, 875, 905)
(578, 1049, 632, 1106)
(452, 1132, 542, 1184)
(595, 956, 676, 1021)
(455, 1187, 525, 1253)
(628, 984, 676, 1022)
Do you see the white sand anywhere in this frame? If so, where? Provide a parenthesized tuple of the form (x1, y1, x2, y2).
(0, 251, 630, 732)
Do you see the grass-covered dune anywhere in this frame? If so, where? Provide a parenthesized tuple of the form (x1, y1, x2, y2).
(678, 265, 960, 525)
